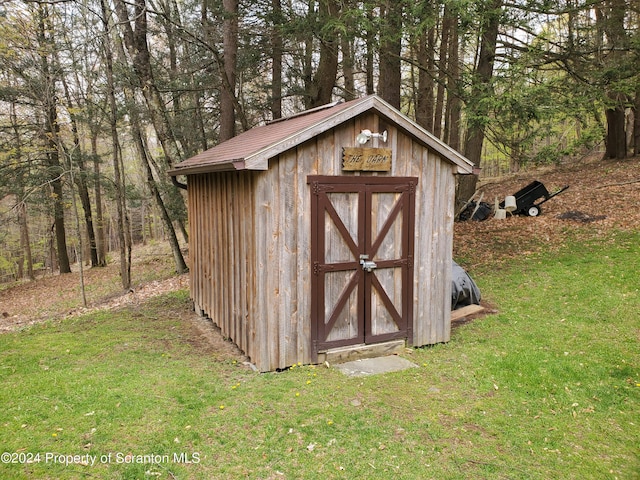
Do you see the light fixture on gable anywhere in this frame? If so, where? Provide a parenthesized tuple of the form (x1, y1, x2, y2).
(356, 129, 388, 145)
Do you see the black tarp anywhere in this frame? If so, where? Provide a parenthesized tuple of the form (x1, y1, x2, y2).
(458, 201, 493, 221)
(452, 261, 481, 310)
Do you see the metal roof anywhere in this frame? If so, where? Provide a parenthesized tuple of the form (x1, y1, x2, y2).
(168, 95, 474, 176)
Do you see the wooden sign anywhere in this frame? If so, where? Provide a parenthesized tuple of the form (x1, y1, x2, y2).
(342, 147, 392, 172)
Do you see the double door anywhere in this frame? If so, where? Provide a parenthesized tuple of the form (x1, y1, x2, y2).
(309, 176, 417, 355)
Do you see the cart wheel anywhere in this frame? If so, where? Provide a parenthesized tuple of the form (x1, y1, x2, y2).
(528, 205, 541, 217)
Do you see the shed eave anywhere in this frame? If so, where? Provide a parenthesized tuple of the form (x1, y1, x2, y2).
(168, 159, 252, 176)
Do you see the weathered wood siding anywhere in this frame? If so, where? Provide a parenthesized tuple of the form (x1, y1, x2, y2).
(397, 133, 455, 346)
(187, 172, 257, 361)
(187, 111, 454, 371)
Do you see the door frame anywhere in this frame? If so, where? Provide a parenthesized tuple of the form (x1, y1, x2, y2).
(308, 175, 417, 362)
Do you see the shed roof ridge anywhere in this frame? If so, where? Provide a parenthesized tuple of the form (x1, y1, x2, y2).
(243, 97, 375, 167)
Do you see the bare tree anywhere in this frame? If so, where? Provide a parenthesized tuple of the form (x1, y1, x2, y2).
(415, 3, 437, 131)
(378, 0, 403, 108)
(100, 0, 131, 290)
(307, 0, 341, 107)
(457, 0, 503, 211)
(271, 0, 283, 119)
(112, 0, 188, 274)
(598, 0, 630, 159)
(37, 2, 71, 274)
(220, 0, 239, 141)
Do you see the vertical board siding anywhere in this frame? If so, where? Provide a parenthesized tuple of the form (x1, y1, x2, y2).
(281, 150, 300, 367)
(253, 169, 272, 369)
(295, 143, 316, 363)
(429, 160, 447, 343)
(395, 130, 454, 347)
(188, 176, 198, 312)
(240, 173, 251, 351)
(423, 157, 437, 343)
(442, 165, 456, 341)
(253, 144, 318, 370)
(187, 172, 255, 362)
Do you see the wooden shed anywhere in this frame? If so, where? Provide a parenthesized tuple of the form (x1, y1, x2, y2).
(169, 95, 474, 372)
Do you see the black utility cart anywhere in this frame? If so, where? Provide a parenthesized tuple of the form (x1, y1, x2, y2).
(503, 180, 569, 217)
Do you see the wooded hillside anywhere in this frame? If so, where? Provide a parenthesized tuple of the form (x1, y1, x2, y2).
(1, 0, 638, 285)
(2, 153, 638, 333)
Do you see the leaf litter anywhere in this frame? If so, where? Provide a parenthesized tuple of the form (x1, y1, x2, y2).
(454, 154, 640, 269)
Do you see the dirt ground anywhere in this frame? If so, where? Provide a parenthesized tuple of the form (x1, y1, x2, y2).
(0, 243, 188, 333)
(1, 154, 639, 344)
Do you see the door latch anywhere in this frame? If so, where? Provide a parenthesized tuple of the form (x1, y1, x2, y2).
(359, 254, 377, 272)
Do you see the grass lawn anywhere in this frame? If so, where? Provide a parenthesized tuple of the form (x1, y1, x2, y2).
(1, 231, 638, 479)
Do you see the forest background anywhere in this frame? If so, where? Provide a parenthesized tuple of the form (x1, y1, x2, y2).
(0, 0, 638, 287)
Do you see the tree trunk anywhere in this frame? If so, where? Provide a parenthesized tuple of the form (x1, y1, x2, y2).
(340, 0, 356, 101)
(444, 8, 461, 151)
(434, 6, 452, 139)
(101, 0, 131, 290)
(9, 102, 35, 280)
(119, 142, 133, 285)
(365, 4, 375, 95)
(91, 131, 107, 267)
(48, 226, 58, 273)
(121, 68, 189, 273)
(605, 105, 626, 159)
(309, 0, 340, 107)
(114, 0, 190, 251)
(458, 0, 502, 212)
(220, 0, 238, 141)
(635, 88, 640, 155)
(17, 201, 35, 281)
(416, 21, 436, 131)
(160, 0, 198, 158)
(303, 1, 314, 109)
(75, 168, 98, 267)
(600, 0, 628, 160)
(69, 165, 88, 307)
(271, 0, 283, 120)
(59, 72, 99, 267)
(135, 130, 188, 273)
(341, 34, 356, 101)
(194, 91, 208, 152)
(113, 0, 182, 167)
(37, 4, 71, 274)
(378, 0, 403, 109)
(463, 0, 501, 165)
(111, 34, 189, 273)
(49, 150, 71, 274)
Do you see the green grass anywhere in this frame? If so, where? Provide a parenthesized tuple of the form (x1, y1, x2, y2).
(1, 233, 639, 479)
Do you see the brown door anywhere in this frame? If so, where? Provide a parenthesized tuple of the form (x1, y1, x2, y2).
(309, 176, 416, 358)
